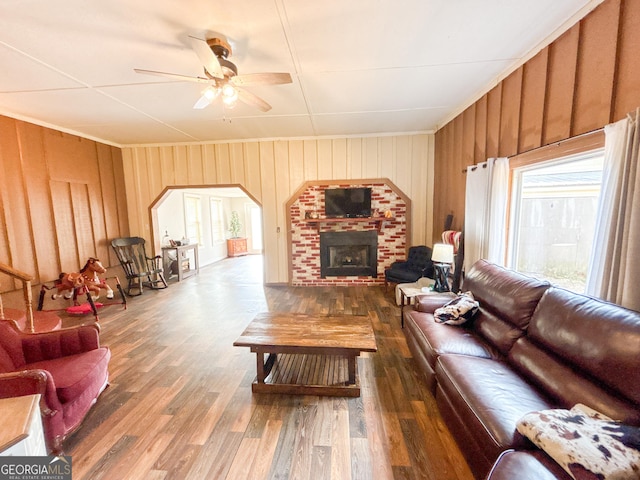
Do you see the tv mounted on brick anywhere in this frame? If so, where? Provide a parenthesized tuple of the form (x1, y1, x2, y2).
(324, 187, 372, 218)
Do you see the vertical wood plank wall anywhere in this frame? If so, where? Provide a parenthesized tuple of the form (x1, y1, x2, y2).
(0, 117, 127, 293)
(433, 0, 640, 234)
(121, 134, 434, 284)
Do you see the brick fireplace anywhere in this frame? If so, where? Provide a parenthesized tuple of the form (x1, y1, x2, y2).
(288, 180, 410, 286)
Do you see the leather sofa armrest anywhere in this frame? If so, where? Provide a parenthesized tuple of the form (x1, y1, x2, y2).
(414, 293, 456, 313)
(486, 450, 572, 480)
(21, 323, 102, 363)
(0, 369, 61, 416)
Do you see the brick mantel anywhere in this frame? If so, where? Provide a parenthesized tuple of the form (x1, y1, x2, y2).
(287, 179, 411, 286)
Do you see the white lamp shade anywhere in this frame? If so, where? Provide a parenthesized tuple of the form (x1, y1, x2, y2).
(431, 243, 454, 264)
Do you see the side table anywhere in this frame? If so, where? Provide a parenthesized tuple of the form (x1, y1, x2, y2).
(395, 277, 434, 306)
(162, 243, 199, 282)
(0, 394, 46, 456)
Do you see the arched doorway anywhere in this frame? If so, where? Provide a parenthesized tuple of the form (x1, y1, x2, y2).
(149, 185, 262, 271)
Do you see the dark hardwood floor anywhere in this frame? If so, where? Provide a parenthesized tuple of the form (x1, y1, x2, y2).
(63, 255, 474, 480)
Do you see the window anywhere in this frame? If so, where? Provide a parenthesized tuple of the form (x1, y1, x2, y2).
(508, 150, 604, 293)
(184, 194, 202, 245)
(210, 198, 224, 244)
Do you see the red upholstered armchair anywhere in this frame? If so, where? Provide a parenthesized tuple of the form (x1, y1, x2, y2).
(0, 319, 111, 454)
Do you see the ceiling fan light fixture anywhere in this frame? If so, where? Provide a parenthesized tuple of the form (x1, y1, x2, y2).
(221, 83, 238, 106)
(203, 86, 220, 100)
(135, 35, 290, 113)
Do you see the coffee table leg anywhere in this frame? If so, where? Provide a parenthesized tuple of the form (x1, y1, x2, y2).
(256, 351, 266, 383)
(256, 351, 277, 384)
(348, 355, 357, 385)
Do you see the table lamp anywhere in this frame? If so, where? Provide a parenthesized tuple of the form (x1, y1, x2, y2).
(431, 243, 454, 292)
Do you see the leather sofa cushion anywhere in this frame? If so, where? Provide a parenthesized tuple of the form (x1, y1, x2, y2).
(472, 310, 526, 355)
(526, 287, 640, 409)
(464, 259, 550, 330)
(404, 310, 495, 370)
(486, 450, 571, 480)
(28, 347, 111, 404)
(461, 260, 550, 355)
(508, 337, 640, 425)
(435, 354, 552, 454)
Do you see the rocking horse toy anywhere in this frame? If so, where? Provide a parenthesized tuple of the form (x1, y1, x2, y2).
(80, 257, 114, 300)
(51, 271, 85, 301)
(38, 256, 126, 320)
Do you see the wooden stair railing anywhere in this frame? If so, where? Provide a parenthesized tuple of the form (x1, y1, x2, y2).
(0, 263, 35, 333)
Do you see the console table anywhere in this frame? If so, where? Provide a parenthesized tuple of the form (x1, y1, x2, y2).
(162, 244, 199, 282)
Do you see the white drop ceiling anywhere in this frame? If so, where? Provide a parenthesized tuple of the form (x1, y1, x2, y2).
(0, 0, 602, 146)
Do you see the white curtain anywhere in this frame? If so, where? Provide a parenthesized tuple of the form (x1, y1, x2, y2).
(464, 161, 490, 273)
(464, 157, 510, 273)
(586, 108, 640, 311)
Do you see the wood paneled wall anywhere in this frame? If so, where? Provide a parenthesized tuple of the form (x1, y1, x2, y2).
(0, 116, 128, 293)
(433, 0, 640, 235)
(121, 134, 435, 284)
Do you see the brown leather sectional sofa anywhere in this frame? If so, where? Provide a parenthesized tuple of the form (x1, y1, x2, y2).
(403, 259, 640, 479)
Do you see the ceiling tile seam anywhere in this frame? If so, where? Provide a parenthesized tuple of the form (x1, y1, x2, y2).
(0, 86, 90, 94)
(274, 0, 317, 136)
(0, 39, 198, 143)
(89, 87, 201, 141)
(0, 39, 89, 89)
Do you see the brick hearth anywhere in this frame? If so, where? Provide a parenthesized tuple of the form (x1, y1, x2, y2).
(289, 181, 409, 286)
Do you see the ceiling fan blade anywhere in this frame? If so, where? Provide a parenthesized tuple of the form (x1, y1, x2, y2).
(231, 72, 292, 87)
(237, 88, 272, 112)
(134, 69, 211, 84)
(193, 94, 213, 110)
(188, 35, 224, 79)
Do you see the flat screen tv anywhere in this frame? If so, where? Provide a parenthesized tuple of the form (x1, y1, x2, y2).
(324, 187, 372, 218)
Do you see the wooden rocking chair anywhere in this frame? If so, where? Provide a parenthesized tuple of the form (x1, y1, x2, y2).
(110, 237, 168, 296)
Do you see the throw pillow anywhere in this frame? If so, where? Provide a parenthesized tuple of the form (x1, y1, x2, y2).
(433, 291, 479, 325)
(516, 405, 640, 480)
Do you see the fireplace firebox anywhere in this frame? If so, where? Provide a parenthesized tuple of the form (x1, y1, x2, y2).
(320, 231, 378, 277)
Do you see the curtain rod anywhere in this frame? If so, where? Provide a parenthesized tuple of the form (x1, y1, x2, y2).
(461, 127, 604, 174)
(463, 162, 488, 174)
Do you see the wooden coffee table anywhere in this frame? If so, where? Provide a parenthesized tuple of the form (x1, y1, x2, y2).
(233, 312, 377, 397)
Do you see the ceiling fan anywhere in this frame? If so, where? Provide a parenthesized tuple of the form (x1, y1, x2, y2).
(134, 36, 292, 112)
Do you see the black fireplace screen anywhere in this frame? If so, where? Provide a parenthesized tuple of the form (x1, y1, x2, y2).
(320, 231, 377, 277)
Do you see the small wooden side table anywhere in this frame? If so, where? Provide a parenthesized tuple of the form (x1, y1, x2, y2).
(0, 394, 46, 456)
